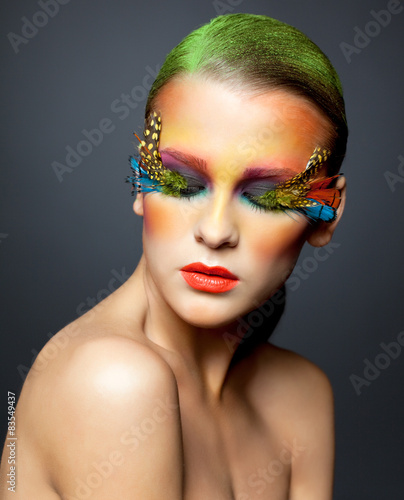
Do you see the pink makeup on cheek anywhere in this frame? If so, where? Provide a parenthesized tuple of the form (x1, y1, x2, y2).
(143, 198, 159, 235)
(250, 221, 308, 261)
(143, 196, 182, 239)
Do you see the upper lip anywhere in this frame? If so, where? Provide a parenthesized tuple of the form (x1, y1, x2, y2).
(181, 262, 238, 280)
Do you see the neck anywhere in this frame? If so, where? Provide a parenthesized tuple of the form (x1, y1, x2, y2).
(136, 255, 241, 401)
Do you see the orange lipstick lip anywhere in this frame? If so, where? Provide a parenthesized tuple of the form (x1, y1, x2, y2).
(180, 262, 239, 293)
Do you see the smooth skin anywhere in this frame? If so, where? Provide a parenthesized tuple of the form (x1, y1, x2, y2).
(0, 77, 346, 500)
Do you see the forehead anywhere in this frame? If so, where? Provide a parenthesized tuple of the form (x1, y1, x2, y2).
(154, 76, 331, 177)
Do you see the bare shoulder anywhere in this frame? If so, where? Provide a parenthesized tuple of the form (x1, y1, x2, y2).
(20, 328, 179, 418)
(241, 343, 333, 412)
(237, 343, 334, 499)
(11, 330, 183, 499)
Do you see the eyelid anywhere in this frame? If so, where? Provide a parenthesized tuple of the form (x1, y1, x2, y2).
(241, 187, 277, 199)
(162, 162, 209, 185)
(237, 177, 279, 192)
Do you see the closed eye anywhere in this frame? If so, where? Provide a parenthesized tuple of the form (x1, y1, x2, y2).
(240, 180, 277, 197)
(238, 179, 285, 212)
(161, 167, 207, 198)
(239, 179, 276, 200)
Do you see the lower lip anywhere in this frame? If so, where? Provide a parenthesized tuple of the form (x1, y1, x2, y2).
(180, 271, 239, 293)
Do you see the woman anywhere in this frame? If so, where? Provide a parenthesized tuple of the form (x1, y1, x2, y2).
(0, 13, 347, 499)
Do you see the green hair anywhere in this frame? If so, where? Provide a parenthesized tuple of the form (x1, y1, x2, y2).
(145, 13, 347, 173)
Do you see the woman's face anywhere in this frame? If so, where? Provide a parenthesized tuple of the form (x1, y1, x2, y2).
(134, 77, 341, 328)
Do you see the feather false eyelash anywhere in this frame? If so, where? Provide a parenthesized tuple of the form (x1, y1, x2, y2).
(126, 112, 341, 223)
(246, 149, 341, 222)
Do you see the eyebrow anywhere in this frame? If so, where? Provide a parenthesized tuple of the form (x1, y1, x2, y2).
(241, 166, 298, 181)
(160, 148, 298, 181)
(160, 148, 207, 174)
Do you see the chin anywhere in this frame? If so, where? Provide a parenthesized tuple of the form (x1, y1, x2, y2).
(171, 287, 272, 331)
(173, 295, 243, 329)
(184, 316, 234, 330)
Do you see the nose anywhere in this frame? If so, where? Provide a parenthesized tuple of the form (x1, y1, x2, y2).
(194, 189, 239, 249)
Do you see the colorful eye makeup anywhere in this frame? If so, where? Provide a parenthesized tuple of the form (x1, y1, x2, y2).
(126, 112, 341, 223)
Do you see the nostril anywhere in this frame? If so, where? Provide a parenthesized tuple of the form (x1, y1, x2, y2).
(194, 218, 239, 249)
(193, 193, 239, 249)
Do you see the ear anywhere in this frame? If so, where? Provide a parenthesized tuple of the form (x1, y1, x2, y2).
(133, 192, 144, 216)
(307, 175, 346, 247)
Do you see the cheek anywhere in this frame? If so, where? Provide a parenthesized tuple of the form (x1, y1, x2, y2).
(143, 196, 183, 240)
(248, 218, 308, 262)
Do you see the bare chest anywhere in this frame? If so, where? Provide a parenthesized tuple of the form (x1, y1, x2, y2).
(179, 401, 296, 500)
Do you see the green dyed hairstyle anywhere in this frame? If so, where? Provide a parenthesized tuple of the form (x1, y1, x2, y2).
(145, 13, 347, 173)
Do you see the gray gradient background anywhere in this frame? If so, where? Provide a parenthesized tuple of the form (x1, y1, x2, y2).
(1, 0, 404, 497)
